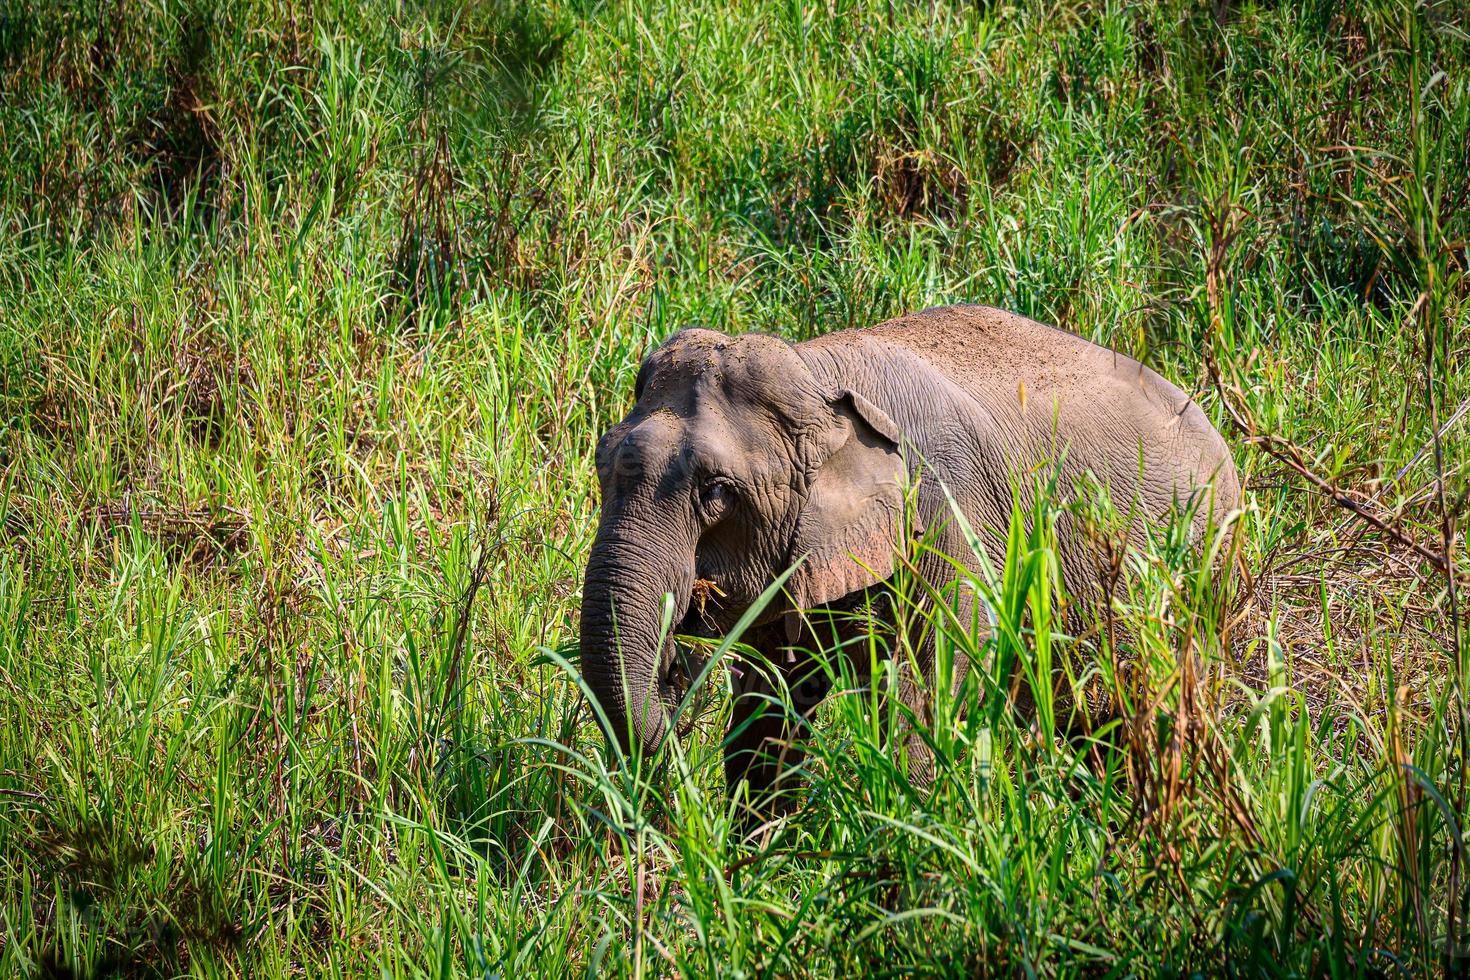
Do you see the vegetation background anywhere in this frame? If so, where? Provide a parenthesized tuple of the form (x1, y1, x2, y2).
(0, 0, 1467, 975)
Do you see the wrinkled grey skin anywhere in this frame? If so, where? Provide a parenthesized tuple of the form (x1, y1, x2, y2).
(580, 304, 1239, 807)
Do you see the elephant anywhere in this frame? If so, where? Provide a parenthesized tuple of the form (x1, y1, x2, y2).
(579, 303, 1239, 811)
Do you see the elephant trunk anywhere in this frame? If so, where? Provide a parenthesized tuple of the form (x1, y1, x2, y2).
(579, 518, 695, 759)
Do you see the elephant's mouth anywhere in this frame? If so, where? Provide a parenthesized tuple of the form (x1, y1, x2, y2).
(683, 576, 729, 631)
(662, 638, 716, 737)
(680, 575, 774, 635)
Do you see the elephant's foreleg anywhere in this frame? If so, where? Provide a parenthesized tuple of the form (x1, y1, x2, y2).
(724, 630, 832, 821)
(888, 582, 983, 787)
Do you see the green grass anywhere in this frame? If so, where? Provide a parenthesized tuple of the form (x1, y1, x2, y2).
(0, 0, 1467, 975)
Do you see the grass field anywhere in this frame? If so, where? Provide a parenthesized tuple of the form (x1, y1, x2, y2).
(1, 0, 1467, 975)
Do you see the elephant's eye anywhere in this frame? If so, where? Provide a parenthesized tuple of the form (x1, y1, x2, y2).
(698, 479, 731, 515)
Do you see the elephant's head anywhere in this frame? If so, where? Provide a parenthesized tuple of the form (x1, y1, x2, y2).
(579, 329, 909, 758)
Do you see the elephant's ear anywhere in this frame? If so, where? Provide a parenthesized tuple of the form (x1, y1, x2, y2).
(788, 391, 912, 610)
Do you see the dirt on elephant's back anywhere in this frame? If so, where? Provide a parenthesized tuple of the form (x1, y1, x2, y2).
(861, 304, 1183, 416)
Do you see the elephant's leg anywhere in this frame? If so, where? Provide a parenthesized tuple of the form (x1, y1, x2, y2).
(724, 626, 832, 818)
(1008, 604, 1113, 740)
(890, 583, 982, 787)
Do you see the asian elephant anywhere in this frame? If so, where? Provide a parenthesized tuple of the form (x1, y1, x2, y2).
(579, 304, 1239, 809)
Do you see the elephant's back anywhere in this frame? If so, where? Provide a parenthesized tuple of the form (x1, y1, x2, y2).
(824, 304, 1240, 532)
(863, 304, 1184, 415)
